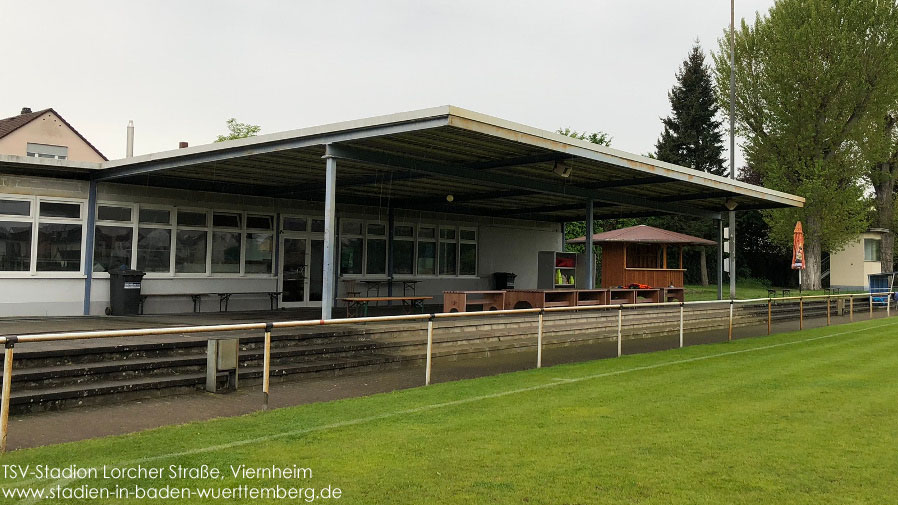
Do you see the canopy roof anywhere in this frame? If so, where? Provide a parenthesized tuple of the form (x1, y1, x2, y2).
(0, 106, 804, 222)
(567, 224, 717, 246)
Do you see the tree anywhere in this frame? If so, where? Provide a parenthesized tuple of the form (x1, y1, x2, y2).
(215, 118, 261, 142)
(865, 110, 898, 272)
(654, 43, 727, 286)
(712, 0, 898, 289)
(655, 43, 727, 177)
(556, 128, 612, 147)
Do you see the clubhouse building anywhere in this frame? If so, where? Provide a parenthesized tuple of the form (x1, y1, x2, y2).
(0, 106, 804, 317)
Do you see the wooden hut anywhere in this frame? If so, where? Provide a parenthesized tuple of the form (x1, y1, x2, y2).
(567, 225, 716, 288)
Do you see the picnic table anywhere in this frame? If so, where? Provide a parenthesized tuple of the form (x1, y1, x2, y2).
(339, 296, 433, 317)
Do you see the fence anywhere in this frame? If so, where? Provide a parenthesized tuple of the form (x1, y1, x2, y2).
(0, 292, 893, 453)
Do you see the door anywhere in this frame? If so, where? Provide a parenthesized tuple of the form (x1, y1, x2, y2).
(281, 237, 307, 306)
(279, 236, 325, 306)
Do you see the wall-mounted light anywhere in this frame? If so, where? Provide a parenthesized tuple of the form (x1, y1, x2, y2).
(724, 198, 738, 211)
(553, 159, 572, 178)
(446, 194, 454, 202)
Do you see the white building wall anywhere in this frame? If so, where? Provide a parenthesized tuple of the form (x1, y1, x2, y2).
(0, 174, 563, 316)
(830, 231, 883, 290)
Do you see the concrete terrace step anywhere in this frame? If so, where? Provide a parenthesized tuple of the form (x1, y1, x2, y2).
(8, 354, 407, 414)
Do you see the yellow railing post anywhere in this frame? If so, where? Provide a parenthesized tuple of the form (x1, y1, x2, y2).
(1, 337, 16, 454)
(263, 323, 272, 410)
(536, 310, 544, 369)
(826, 296, 831, 326)
(425, 316, 434, 385)
(849, 296, 854, 322)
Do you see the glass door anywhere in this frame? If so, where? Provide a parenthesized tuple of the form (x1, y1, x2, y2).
(281, 237, 307, 305)
(279, 216, 325, 307)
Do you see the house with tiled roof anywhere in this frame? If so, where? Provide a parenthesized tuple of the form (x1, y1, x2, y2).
(0, 107, 106, 162)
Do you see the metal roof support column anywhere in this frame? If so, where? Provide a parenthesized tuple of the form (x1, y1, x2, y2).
(585, 199, 595, 289)
(729, 211, 736, 298)
(717, 218, 724, 300)
(321, 151, 337, 320)
(82, 180, 98, 315)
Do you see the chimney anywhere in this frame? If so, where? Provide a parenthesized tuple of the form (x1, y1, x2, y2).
(178, 142, 188, 149)
(20, 107, 32, 115)
(126, 120, 134, 158)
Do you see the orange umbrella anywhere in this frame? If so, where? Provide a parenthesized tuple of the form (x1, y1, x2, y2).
(792, 222, 805, 270)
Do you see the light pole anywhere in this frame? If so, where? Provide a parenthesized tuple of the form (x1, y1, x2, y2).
(728, 0, 737, 299)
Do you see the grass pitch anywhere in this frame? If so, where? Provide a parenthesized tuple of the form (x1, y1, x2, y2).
(3, 317, 897, 504)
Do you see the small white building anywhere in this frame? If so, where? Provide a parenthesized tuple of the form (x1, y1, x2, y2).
(829, 229, 888, 290)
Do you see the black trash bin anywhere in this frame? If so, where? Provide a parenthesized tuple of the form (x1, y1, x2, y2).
(493, 272, 517, 290)
(108, 268, 146, 315)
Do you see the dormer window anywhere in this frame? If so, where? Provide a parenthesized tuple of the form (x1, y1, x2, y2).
(26, 143, 67, 160)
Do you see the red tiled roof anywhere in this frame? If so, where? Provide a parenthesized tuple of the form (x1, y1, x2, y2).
(567, 224, 717, 246)
(0, 108, 107, 161)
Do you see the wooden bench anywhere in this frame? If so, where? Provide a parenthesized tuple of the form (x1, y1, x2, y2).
(662, 287, 685, 303)
(139, 291, 282, 314)
(576, 289, 609, 306)
(339, 296, 433, 317)
(443, 291, 505, 313)
(504, 290, 578, 309)
(217, 291, 283, 311)
(635, 288, 661, 303)
(609, 288, 637, 305)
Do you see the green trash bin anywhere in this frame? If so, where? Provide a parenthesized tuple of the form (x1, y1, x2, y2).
(108, 268, 146, 315)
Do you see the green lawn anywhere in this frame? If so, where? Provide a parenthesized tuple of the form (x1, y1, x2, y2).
(3, 317, 898, 504)
(684, 279, 862, 301)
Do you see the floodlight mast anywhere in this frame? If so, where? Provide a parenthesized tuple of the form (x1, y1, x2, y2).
(728, 0, 737, 299)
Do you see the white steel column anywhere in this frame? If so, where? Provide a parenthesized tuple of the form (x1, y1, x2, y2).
(321, 151, 337, 320)
(585, 199, 595, 289)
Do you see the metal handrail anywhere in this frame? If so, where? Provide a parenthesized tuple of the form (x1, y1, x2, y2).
(0, 290, 892, 453)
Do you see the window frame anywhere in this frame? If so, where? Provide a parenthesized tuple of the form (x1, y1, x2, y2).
(135, 204, 176, 277)
(458, 226, 478, 277)
(392, 222, 417, 278)
(93, 202, 137, 275)
(34, 197, 86, 277)
(0, 196, 36, 277)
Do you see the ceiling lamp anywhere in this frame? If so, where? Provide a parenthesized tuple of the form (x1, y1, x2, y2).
(553, 159, 572, 178)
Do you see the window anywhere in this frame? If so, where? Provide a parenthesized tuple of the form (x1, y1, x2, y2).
(137, 208, 172, 273)
(211, 213, 241, 273)
(393, 224, 415, 275)
(26, 143, 68, 160)
(0, 199, 32, 271)
(245, 233, 273, 274)
(366, 223, 387, 275)
(439, 227, 457, 276)
(94, 205, 134, 272)
(283, 217, 307, 232)
(246, 215, 273, 230)
(36, 201, 82, 272)
(175, 210, 208, 273)
(865, 238, 882, 262)
(340, 220, 363, 275)
(459, 228, 477, 276)
(417, 226, 436, 275)
(244, 214, 273, 274)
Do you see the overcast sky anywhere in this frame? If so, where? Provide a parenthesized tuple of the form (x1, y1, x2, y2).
(3, 1, 774, 165)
